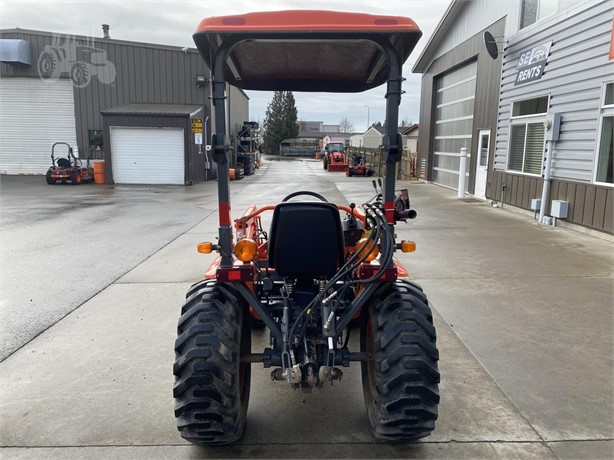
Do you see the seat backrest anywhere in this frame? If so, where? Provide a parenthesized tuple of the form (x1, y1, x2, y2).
(268, 202, 344, 278)
(57, 158, 71, 168)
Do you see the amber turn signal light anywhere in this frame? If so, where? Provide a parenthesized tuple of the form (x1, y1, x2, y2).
(197, 242, 217, 254)
(233, 238, 258, 262)
(357, 237, 380, 262)
(397, 240, 416, 253)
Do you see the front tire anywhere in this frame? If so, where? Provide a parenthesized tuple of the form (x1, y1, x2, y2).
(173, 281, 251, 445)
(361, 280, 440, 441)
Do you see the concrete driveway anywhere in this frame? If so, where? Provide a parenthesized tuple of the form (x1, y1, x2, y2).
(0, 157, 612, 459)
(0, 175, 221, 361)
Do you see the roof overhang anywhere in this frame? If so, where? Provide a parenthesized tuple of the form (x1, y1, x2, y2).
(193, 10, 422, 92)
(101, 103, 203, 117)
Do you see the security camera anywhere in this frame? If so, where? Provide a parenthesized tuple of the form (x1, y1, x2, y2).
(181, 46, 188, 53)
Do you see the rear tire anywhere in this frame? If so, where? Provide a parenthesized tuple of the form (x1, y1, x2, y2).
(45, 171, 55, 185)
(70, 171, 82, 185)
(361, 280, 440, 441)
(173, 281, 251, 445)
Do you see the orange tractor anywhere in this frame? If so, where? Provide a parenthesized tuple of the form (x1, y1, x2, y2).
(322, 142, 349, 173)
(174, 10, 439, 445)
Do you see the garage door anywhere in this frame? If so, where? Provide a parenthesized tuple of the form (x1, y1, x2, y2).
(0, 78, 77, 174)
(110, 127, 185, 185)
(432, 61, 477, 190)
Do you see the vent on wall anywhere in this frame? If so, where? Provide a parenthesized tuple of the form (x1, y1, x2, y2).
(0, 39, 31, 65)
(420, 158, 427, 179)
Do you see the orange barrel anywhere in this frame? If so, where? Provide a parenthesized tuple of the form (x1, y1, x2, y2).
(229, 168, 236, 181)
(315, 151, 321, 160)
(93, 161, 105, 184)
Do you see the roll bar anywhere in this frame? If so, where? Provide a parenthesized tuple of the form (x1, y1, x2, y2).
(192, 10, 422, 267)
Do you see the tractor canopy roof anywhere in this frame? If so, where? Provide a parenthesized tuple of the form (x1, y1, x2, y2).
(193, 10, 422, 92)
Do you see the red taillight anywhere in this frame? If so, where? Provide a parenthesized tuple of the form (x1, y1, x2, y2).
(358, 264, 398, 282)
(216, 265, 254, 282)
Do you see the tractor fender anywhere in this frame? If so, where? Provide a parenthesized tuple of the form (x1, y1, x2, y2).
(393, 256, 410, 278)
(204, 256, 222, 279)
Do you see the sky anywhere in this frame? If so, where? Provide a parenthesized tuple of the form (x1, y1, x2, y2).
(0, 0, 450, 132)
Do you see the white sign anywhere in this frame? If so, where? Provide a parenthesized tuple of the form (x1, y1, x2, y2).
(194, 133, 203, 145)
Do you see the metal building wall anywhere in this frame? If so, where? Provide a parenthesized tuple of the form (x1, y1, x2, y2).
(433, 0, 521, 61)
(491, 0, 613, 233)
(0, 30, 211, 156)
(493, 0, 613, 181)
(417, 18, 505, 193)
(228, 85, 249, 140)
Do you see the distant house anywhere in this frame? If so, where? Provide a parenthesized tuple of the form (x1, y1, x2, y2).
(322, 134, 351, 148)
(350, 125, 412, 149)
(362, 125, 385, 148)
(402, 124, 419, 154)
(298, 120, 324, 137)
(349, 133, 364, 147)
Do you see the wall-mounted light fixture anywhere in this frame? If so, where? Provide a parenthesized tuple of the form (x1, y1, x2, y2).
(196, 75, 207, 87)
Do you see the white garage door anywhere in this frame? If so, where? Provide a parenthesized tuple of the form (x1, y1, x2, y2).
(432, 60, 477, 190)
(110, 127, 185, 185)
(0, 78, 77, 174)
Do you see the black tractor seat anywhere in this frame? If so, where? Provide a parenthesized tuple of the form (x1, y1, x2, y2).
(268, 201, 344, 279)
(56, 158, 71, 168)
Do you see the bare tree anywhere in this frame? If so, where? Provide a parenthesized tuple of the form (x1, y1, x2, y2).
(400, 118, 414, 127)
(338, 117, 355, 133)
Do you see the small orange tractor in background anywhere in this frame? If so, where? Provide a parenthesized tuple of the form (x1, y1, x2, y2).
(347, 153, 375, 177)
(173, 10, 439, 446)
(322, 142, 349, 173)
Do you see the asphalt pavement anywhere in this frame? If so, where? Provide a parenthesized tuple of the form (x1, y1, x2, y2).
(0, 156, 612, 459)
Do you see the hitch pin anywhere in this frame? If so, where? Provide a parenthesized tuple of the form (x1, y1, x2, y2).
(323, 311, 335, 331)
(322, 290, 339, 305)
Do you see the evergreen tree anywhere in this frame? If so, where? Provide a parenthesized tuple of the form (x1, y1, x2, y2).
(282, 91, 299, 140)
(263, 91, 299, 154)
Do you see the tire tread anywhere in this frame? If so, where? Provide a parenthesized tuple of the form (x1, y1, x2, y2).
(362, 281, 440, 441)
(173, 281, 250, 445)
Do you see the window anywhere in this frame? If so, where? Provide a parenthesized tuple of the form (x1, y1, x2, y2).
(508, 96, 549, 175)
(521, 0, 558, 29)
(512, 96, 548, 117)
(595, 83, 614, 185)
